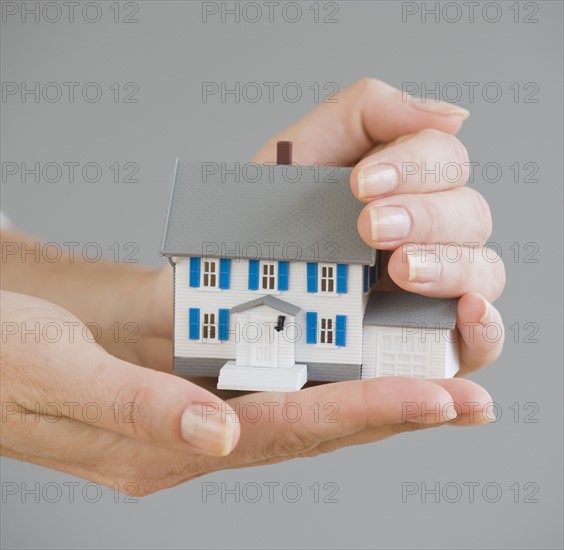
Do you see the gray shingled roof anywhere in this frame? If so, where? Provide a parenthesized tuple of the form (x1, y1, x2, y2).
(161, 160, 375, 265)
(364, 291, 457, 328)
(231, 295, 300, 316)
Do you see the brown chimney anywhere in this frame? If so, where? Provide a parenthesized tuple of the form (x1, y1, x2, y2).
(276, 141, 293, 165)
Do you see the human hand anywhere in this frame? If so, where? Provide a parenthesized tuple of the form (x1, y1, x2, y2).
(254, 78, 506, 377)
(0, 290, 241, 486)
(1, 79, 505, 494)
(1, 289, 496, 495)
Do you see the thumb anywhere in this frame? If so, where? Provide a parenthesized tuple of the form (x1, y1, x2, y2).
(252, 78, 469, 167)
(29, 349, 241, 457)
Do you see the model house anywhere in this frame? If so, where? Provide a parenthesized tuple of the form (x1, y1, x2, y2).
(161, 142, 459, 391)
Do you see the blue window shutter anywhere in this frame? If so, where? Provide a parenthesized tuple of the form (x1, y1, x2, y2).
(363, 265, 369, 292)
(189, 257, 201, 288)
(306, 312, 317, 344)
(248, 259, 259, 290)
(336, 315, 347, 347)
(278, 261, 289, 291)
(218, 309, 229, 341)
(306, 263, 318, 293)
(189, 308, 200, 340)
(336, 264, 348, 293)
(219, 259, 231, 289)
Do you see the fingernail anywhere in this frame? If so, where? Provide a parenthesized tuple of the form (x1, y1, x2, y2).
(407, 252, 442, 282)
(181, 404, 237, 456)
(358, 164, 398, 198)
(408, 96, 470, 120)
(479, 296, 494, 325)
(370, 206, 411, 243)
(444, 404, 458, 421)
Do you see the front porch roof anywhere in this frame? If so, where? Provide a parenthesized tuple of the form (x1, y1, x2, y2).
(230, 295, 300, 316)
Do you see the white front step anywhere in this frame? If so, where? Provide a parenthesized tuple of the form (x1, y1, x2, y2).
(217, 361, 307, 392)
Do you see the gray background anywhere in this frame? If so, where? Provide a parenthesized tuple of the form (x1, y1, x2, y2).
(1, 1, 562, 548)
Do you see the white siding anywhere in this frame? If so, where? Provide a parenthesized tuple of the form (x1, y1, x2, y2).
(362, 326, 456, 379)
(174, 257, 366, 365)
(233, 306, 295, 368)
(444, 333, 460, 377)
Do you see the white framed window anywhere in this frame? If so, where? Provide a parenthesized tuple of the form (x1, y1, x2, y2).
(202, 312, 218, 341)
(202, 258, 219, 288)
(261, 261, 277, 291)
(319, 317, 335, 345)
(319, 263, 336, 293)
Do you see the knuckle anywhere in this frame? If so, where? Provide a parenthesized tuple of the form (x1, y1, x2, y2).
(491, 257, 507, 299)
(444, 132, 469, 162)
(469, 189, 493, 241)
(355, 77, 403, 107)
(356, 77, 385, 96)
(306, 439, 339, 456)
(479, 244, 506, 299)
(447, 135, 470, 183)
(453, 247, 473, 288)
(421, 197, 448, 239)
(493, 319, 505, 357)
(257, 393, 320, 459)
(498, 259, 507, 291)
(262, 428, 319, 459)
(112, 384, 152, 440)
(419, 129, 470, 185)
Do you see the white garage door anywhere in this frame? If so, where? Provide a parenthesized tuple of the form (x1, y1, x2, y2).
(377, 332, 428, 378)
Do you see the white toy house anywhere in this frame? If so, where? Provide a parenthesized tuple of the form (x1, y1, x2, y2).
(161, 142, 459, 391)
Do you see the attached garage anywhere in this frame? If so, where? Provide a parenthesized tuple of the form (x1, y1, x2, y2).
(361, 292, 459, 380)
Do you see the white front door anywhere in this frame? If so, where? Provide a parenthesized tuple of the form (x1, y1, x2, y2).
(249, 315, 278, 368)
